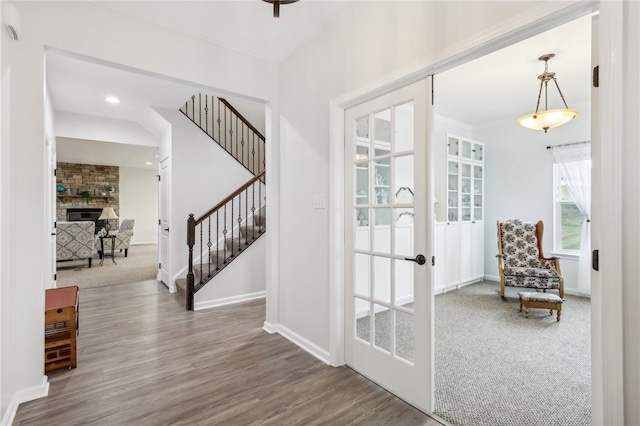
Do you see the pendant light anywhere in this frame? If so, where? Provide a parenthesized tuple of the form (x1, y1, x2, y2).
(262, 0, 299, 18)
(517, 53, 578, 133)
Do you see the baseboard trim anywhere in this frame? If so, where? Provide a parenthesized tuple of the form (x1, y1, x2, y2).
(194, 291, 265, 311)
(262, 321, 277, 334)
(265, 323, 331, 365)
(2, 376, 49, 426)
(484, 275, 500, 282)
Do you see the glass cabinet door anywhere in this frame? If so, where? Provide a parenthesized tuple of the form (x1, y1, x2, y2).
(473, 143, 483, 162)
(460, 162, 471, 222)
(447, 160, 458, 222)
(447, 136, 459, 157)
(461, 139, 472, 160)
(473, 165, 483, 221)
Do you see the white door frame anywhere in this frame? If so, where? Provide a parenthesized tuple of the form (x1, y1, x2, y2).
(329, 0, 623, 422)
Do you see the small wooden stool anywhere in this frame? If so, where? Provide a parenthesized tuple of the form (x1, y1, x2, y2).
(519, 292, 563, 321)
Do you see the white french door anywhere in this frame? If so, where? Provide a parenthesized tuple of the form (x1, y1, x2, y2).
(344, 77, 434, 411)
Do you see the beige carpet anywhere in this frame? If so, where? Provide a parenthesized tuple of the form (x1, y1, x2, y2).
(56, 244, 159, 289)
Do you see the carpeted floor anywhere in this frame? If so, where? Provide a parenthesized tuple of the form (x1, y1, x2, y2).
(356, 281, 591, 426)
(56, 244, 159, 289)
(433, 281, 591, 426)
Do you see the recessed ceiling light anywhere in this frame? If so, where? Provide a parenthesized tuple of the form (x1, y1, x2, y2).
(145, 162, 152, 165)
(105, 96, 120, 104)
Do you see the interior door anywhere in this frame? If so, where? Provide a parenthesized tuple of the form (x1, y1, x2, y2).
(159, 157, 171, 289)
(345, 77, 434, 411)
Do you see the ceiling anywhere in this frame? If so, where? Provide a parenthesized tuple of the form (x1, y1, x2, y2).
(50, 3, 591, 169)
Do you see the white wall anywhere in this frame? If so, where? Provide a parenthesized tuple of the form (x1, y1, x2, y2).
(276, 1, 553, 354)
(195, 237, 266, 310)
(0, 1, 275, 420)
(55, 111, 159, 147)
(119, 167, 159, 245)
(474, 100, 590, 293)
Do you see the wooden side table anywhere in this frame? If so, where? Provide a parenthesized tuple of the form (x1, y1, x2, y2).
(45, 286, 79, 372)
(99, 235, 117, 265)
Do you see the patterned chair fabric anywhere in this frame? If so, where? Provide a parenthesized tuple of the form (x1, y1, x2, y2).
(96, 218, 135, 257)
(56, 221, 95, 268)
(497, 219, 564, 298)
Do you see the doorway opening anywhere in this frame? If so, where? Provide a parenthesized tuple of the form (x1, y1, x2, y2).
(432, 14, 592, 426)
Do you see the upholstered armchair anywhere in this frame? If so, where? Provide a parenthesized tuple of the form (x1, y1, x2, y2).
(56, 221, 96, 268)
(96, 219, 135, 258)
(496, 219, 564, 299)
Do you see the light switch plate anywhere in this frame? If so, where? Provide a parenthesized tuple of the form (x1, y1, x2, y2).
(313, 194, 326, 209)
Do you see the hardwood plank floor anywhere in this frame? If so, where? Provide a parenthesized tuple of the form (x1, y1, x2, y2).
(15, 280, 442, 425)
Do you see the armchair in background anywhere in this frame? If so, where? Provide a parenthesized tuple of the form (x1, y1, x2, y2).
(496, 219, 564, 299)
(56, 221, 95, 268)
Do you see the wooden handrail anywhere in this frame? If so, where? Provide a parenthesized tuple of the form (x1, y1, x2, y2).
(194, 171, 266, 225)
(219, 98, 266, 141)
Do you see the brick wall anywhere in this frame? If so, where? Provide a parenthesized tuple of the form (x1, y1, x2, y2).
(56, 162, 120, 224)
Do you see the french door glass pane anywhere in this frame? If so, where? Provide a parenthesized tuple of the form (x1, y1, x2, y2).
(395, 310, 414, 363)
(394, 102, 414, 152)
(374, 303, 391, 353)
(354, 253, 370, 297)
(394, 154, 414, 204)
(394, 259, 413, 306)
(374, 109, 391, 156)
(355, 163, 369, 205)
(355, 116, 370, 160)
(355, 298, 371, 343)
(355, 209, 370, 251)
(373, 255, 391, 303)
(394, 208, 414, 257)
(374, 158, 391, 205)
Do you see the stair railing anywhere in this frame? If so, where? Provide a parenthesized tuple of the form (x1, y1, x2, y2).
(180, 94, 266, 178)
(186, 171, 266, 310)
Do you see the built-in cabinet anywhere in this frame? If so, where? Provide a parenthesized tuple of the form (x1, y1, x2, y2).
(434, 134, 485, 294)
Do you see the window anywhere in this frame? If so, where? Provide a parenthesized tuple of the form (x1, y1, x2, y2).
(553, 163, 585, 253)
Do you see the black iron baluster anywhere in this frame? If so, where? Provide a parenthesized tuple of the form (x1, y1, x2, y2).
(191, 95, 195, 123)
(217, 98, 221, 148)
(252, 134, 256, 176)
(205, 94, 209, 135)
(237, 194, 243, 250)
(207, 216, 212, 278)
(215, 211, 220, 270)
(199, 225, 203, 284)
(224, 105, 228, 152)
(245, 186, 248, 245)
(223, 205, 227, 264)
(198, 93, 202, 128)
(241, 124, 245, 170)
(235, 116, 238, 161)
(252, 181, 256, 240)
(230, 197, 234, 257)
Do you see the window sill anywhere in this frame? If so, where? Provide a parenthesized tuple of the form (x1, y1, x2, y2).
(551, 252, 580, 261)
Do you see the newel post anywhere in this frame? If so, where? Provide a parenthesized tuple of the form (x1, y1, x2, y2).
(186, 213, 196, 311)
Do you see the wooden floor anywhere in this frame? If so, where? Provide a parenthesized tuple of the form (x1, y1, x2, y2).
(15, 280, 442, 425)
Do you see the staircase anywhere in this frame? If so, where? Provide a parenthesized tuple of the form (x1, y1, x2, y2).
(175, 94, 266, 310)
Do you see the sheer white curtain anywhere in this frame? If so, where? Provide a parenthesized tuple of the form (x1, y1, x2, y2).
(550, 142, 591, 294)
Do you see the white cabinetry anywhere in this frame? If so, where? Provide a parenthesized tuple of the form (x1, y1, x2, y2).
(434, 134, 485, 294)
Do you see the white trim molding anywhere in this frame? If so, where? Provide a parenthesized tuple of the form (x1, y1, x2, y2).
(194, 291, 266, 311)
(267, 324, 331, 366)
(2, 376, 49, 426)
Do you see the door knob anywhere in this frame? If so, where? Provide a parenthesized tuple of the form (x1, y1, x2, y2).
(404, 254, 426, 265)
(164, 228, 170, 232)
